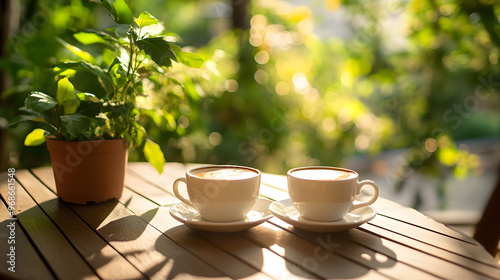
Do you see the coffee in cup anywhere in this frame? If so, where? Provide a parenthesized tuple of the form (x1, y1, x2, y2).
(193, 167, 258, 180)
(291, 168, 357, 181)
(287, 166, 379, 222)
(173, 165, 261, 222)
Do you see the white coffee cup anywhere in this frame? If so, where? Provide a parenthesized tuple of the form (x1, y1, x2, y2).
(287, 166, 379, 222)
(173, 165, 261, 222)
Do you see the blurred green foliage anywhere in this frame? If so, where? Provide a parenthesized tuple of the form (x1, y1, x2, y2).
(1, 0, 499, 183)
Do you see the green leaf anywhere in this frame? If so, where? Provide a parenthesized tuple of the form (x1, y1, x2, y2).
(15, 106, 55, 124)
(143, 138, 165, 174)
(53, 61, 81, 74)
(80, 28, 117, 45)
(102, 48, 117, 66)
(24, 129, 47, 146)
(163, 110, 177, 131)
(57, 78, 80, 115)
(74, 32, 107, 45)
(176, 51, 204, 68)
(54, 68, 77, 77)
(141, 109, 162, 126)
(80, 61, 113, 93)
(77, 92, 100, 102)
(114, 0, 134, 24)
(135, 11, 159, 28)
(25, 92, 57, 112)
(133, 80, 145, 96)
(129, 120, 146, 148)
(90, 0, 117, 21)
(90, 116, 106, 130)
(9, 114, 45, 128)
(54, 62, 113, 94)
(60, 114, 91, 140)
(77, 101, 103, 117)
(53, 63, 78, 78)
(102, 103, 130, 118)
(136, 38, 177, 67)
(115, 24, 131, 38)
(57, 38, 97, 64)
(169, 43, 204, 68)
(181, 75, 200, 101)
(19, 107, 51, 121)
(56, 78, 74, 103)
(61, 96, 80, 114)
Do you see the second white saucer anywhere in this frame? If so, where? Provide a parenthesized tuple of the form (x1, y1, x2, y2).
(170, 198, 273, 232)
(269, 199, 376, 232)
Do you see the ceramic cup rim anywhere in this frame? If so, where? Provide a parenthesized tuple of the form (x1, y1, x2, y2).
(287, 166, 359, 182)
(187, 165, 261, 180)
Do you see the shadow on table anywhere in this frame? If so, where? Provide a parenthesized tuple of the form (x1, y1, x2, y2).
(71, 200, 120, 228)
(0, 199, 131, 280)
(0, 208, 55, 280)
(161, 225, 262, 279)
(77, 201, 249, 279)
(78, 202, 225, 279)
(244, 225, 396, 279)
(292, 228, 397, 278)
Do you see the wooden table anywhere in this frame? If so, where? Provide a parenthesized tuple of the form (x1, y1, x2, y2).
(1, 162, 499, 280)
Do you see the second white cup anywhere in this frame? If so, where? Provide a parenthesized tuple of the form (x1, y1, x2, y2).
(287, 166, 379, 222)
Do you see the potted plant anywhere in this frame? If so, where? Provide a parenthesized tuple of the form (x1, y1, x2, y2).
(9, 0, 203, 204)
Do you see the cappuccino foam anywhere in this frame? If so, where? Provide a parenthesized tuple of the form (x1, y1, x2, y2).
(291, 168, 356, 181)
(194, 168, 258, 180)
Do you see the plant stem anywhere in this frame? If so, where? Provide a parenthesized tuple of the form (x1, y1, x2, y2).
(121, 34, 135, 103)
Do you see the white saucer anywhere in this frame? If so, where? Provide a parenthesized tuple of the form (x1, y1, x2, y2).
(269, 199, 376, 232)
(169, 198, 273, 232)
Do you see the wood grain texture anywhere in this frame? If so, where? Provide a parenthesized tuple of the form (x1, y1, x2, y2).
(0, 174, 54, 280)
(365, 214, 500, 269)
(0, 172, 98, 280)
(18, 169, 146, 280)
(266, 217, 439, 280)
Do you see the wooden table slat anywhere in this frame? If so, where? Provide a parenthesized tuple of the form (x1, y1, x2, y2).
(198, 230, 322, 280)
(371, 198, 475, 244)
(73, 202, 228, 280)
(349, 222, 497, 280)
(361, 222, 500, 278)
(269, 214, 500, 280)
(264, 217, 441, 280)
(249, 220, 427, 280)
(366, 215, 500, 269)
(0, 173, 99, 280)
(0, 190, 55, 280)
(124, 173, 179, 206)
(18, 169, 147, 280)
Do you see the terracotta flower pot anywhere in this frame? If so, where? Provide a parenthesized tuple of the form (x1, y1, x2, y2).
(46, 138, 128, 204)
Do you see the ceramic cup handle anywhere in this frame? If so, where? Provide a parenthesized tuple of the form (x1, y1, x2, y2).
(173, 177, 194, 207)
(351, 180, 379, 211)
